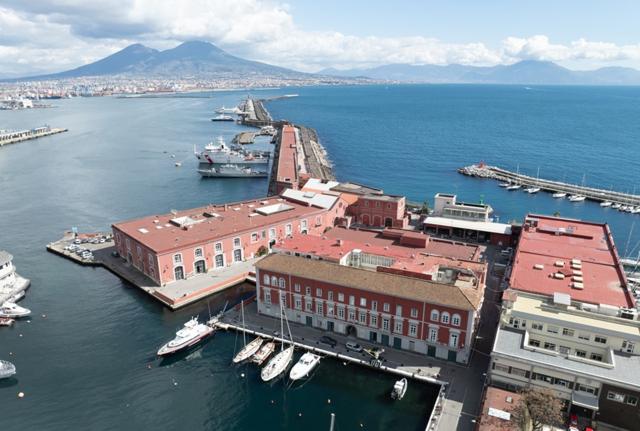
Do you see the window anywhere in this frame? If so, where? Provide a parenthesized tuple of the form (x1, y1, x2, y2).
(328, 291, 333, 301)
(349, 295, 355, 306)
(627, 395, 639, 406)
(294, 283, 301, 293)
(608, 391, 626, 403)
(546, 325, 559, 334)
(576, 384, 597, 395)
(338, 293, 344, 302)
(543, 342, 556, 351)
(295, 297, 302, 310)
(263, 274, 270, 285)
(371, 301, 378, 311)
(272, 276, 278, 286)
(431, 310, 439, 322)
(194, 248, 203, 258)
(578, 333, 590, 341)
(409, 323, 417, 337)
(590, 353, 603, 362)
(327, 305, 334, 317)
(510, 367, 528, 378)
(301, 219, 307, 230)
(428, 327, 438, 342)
(279, 293, 287, 307)
(316, 302, 323, 315)
(529, 339, 540, 347)
(370, 314, 378, 327)
(215, 254, 224, 268)
(261, 230, 266, 239)
(594, 336, 607, 344)
(173, 253, 182, 264)
(305, 286, 311, 295)
(316, 288, 323, 298)
(250, 233, 258, 243)
(360, 297, 367, 307)
(269, 228, 276, 239)
(395, 305, 402, 316)
(441, 312, 450, 324)
(449, 332, 459, 348)
(315, 216, 322, 226)
(285, 224, 292, 236)
(383, 303, 390, 313)
(493, 363, 510, 373)
(264, 290, 271, 304)
(559, 346, 570, 355)
(233, 237, 241, 248)
(337, 306, 345, 319)
(531, 322, 543, 331)
(215, 242, 222, 252)
(452, 314, 461, 326)
(376, 201, 380, 208)
(394, 320, 403, 333)
(575, 350, 587, 358)
(382, 318, 390, 331)
(348, 309, 356, 321)
(359, 311, 366, 324)
(126, 238, 131, 250)
(305, 299, 312, 312)
(278, 278, 285, 289)
(411, 308, 418, 318)
(562, 328, 574, 337)
(148, 254, 154, 267)
(623, 340, 635, 353)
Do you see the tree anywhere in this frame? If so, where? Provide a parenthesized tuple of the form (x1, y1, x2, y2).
(256, 245, 268, 257)
(553, 211, 561, 217)
(511, 387, 564, 431)
(420, 200, 430, 215)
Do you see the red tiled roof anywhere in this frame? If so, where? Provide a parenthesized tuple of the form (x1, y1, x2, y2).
(477, 387, 521, 431)
(276, 125, 298, 183)
(509, 214, 633, 308)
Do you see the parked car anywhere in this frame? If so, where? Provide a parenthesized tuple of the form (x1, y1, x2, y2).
(73, 239, 82, 244)
(319, 335, 337, 347)
(345, 341, 363, 352)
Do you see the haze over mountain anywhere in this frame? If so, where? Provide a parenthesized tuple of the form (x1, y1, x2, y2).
(12, 41, 309, 81)
(320, 61, 640, 85)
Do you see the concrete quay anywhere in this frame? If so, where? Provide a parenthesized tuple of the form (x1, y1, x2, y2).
(0, 126, 67, 147)
(47, 232, 259, 310)
(460, 163, 640, 206)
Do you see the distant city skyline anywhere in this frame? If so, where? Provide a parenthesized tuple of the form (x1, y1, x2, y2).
(1, 0, 640, 78)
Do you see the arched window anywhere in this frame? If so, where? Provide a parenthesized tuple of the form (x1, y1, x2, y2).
(278, 277, 285, 288)
(441, 312, 450, 324)
(271, 276, 278, 286)
(430, 310, 439, 322)
(452, 314, 461, 327)
(263, 274, 270, 285)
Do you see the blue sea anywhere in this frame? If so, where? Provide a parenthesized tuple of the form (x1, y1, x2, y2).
(1, 84, 640, 431)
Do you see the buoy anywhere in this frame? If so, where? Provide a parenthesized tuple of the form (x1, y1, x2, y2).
(147, 364, 152, 369)
(18, 392, 24, 398)
(271, 400, 275, 404)
(240, 373, 245, 378)
(19, 334, 23, 337)
(173, 382, 178, 386)
(42, 314, 46, 318)
(360, 423, 364, 427)
(9, 352, 12, 356)
(298, 413, 302, 417)
(343, 362, 347, 366)
(327, 398, 331, 404)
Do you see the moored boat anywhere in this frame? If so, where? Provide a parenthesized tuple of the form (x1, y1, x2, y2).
(391, 378, 408, 400)
(0, 317, 15, 326)
(252, 341, 275, 365)
(261, 345, 294, 382)
(600, 201, 613, 207)
(506, 184, 521, 191)
(552, 192, 567, 198)
(211, 114, 234, 122)
(525, 187, 541, 194)
(289, 352, 321, 381)
(198, 164, 268, 178)
(157, 317, 214, 356)
(568, 195, 586, 202)
(0, 360, 16, 379)
(498, 182, 510, 188)
(0, 302, 30, 318)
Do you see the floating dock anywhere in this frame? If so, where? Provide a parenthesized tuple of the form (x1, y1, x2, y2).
(459, 163, 640, 206)
(0, 126, 67, 147)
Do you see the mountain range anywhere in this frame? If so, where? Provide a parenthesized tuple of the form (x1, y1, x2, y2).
(9, 40, 640, 85)
(319, 60, 640, 85)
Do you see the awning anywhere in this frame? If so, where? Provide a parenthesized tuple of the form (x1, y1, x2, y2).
(572, 391, 599, 411)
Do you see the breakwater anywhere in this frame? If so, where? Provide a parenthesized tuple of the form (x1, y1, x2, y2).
(460, 163, 640, 206)
(0, 126, 67, 146)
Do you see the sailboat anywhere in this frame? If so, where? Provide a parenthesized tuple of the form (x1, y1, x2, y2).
(569, 174, 587, 202)
(525, 167, 541, 194)
(233, 301, 264, 363)
(261, 302, 294, 382)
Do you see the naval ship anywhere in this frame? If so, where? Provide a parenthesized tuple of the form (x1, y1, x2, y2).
(194, 137, 270, 166)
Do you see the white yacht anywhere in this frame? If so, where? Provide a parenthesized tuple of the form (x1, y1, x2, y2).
(0, 302, 31, 318)
(525, 187, 541, 194)
(289, 352, 321, 381)
(568, 195, 586, 202)
(600, 201, 613, 207)
(391, 378, 408, 400)
(612, 203, 622, 209)
(252, 341, 275, 365)
(157, 317, 214, 356)
(506, 184, 521, 191)
(0, 360, 16, 379)
(498, 182, 511, 188)
(0, 251, 30, 303)
(552, 192, 567, 198)
(211, 114, 234, 122)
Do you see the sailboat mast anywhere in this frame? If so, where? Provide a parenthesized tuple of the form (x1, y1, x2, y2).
(241, 300, 246, 346)
(280, 297, 284, 352)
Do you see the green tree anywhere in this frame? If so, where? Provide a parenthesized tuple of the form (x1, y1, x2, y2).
(553, 211, 561, 217)
(511, 387, 564, 431)
(420, 200, 430, 215)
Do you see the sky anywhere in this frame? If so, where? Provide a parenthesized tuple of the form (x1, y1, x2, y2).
(1, 0, 640, 77)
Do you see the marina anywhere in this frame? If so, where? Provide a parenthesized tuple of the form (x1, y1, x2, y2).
(459, 163, 640, 207)
(0, 126, 67, 147)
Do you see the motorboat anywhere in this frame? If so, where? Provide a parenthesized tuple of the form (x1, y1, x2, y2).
(552, 192, 567, 198)
(498, 182, 510, 188)
(211, 114, 234, 122)
(568, 195, 586, 202)
(525, 187, 541, 194)
(157, 317, 214, 356)
(289, 352, 321, 381)
(261, 345, 294, 382)
(600, 201, 613, 207)
(0, 317, 14, 326)
(612, 203, 622, 209)
(506, 184, 521, 191)
(252, 341, 275, 365)
(0, 302, 31, 318)
(8, 290, 25, 302)
(0, 360, 16, 379)
(390, 378, 408, 400)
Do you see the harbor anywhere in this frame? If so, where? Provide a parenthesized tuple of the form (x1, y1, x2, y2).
(0, 126, 67, 147)
(459, 162, 640, 207)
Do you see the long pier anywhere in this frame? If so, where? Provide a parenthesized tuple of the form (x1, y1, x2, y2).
(459, 163, 640, 206)
(0, 126, 67, 147)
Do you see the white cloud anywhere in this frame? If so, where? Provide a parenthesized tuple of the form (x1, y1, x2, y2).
(1, 1, 639, 77)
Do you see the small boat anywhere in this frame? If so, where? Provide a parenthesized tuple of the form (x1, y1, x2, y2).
(174, 162, 182, 167)
(391, 378, 408, 400)
(525, 187, 541, 194)
(568, 195, 586, 202)
(289, 352, 321, 381)
(600, 201, 613, 207)
(552, 192, 567, 198)
(0, 302, 30, 318)
(498, 182, 511, 188)
(506, 184, 521, 191)
(620, 206, 629, 212)
(252, 341, 275, 365)
(211, 114, 234, 122)
(157, 317, 214, 356)
(261, 345, 294, 382)
(0, 360, 16, 379)
(612, 203, 622, 209)
(234, 337, 264, 363)
(0, 317, 15, 326)
(8, 290, 25, 302)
